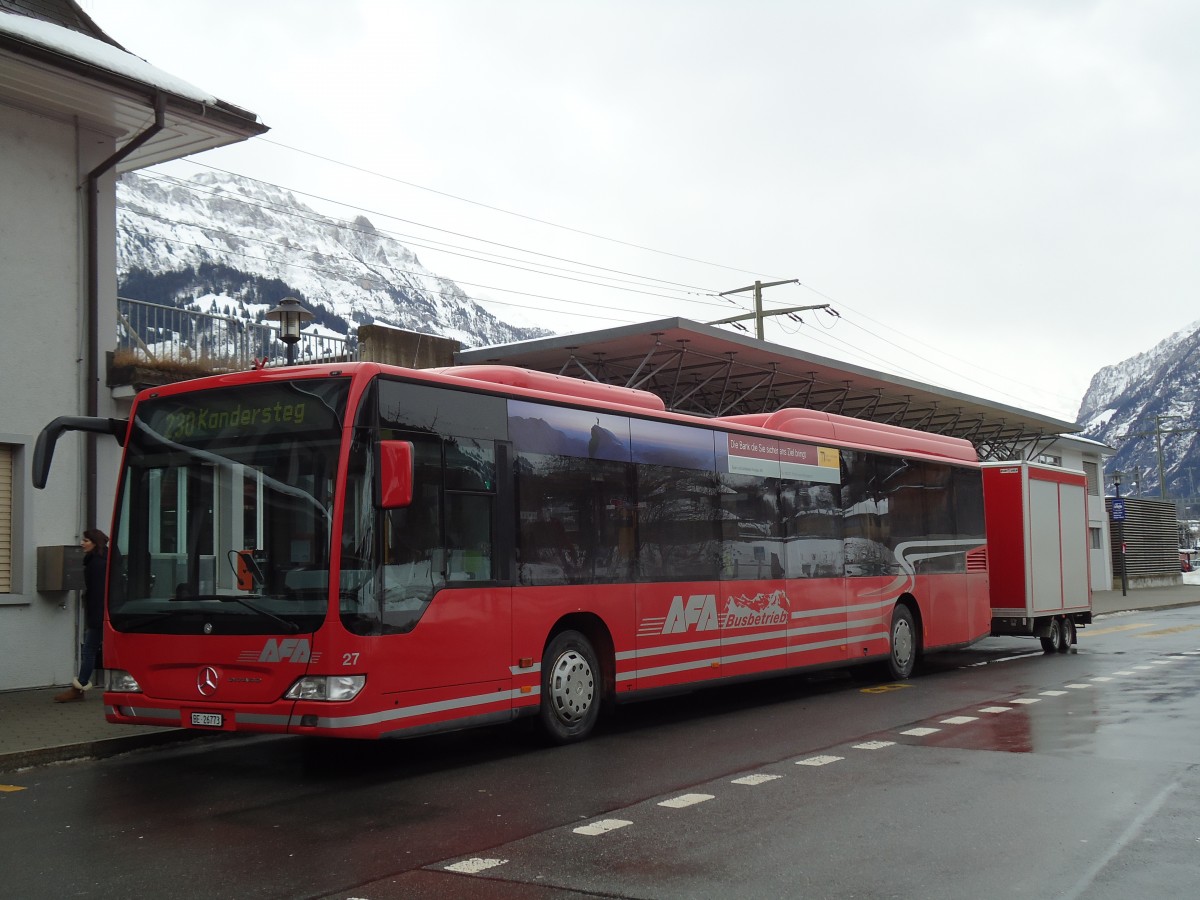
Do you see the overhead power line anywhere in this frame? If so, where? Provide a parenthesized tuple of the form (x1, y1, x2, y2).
(118, 225, 670, 325)
(142, 168, 729, 304)
(122, 183, 736, 311)
(257, 137, 772, 278)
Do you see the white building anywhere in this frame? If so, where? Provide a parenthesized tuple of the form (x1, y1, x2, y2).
(0, 1, 264, 690)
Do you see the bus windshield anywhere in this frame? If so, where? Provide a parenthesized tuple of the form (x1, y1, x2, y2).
(108, 378, 351, 635)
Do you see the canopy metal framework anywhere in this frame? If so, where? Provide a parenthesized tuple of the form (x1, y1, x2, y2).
(456, 318, 1081, 461)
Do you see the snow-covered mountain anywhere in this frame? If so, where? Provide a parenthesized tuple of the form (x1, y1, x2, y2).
(1078, 320, 1200, 499)
(116, 171, 550, 349)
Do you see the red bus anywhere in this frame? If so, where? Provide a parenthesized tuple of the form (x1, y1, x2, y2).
(35, 362, 992, 743)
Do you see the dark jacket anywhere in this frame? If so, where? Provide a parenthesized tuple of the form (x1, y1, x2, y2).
(83, 549, 107, 629)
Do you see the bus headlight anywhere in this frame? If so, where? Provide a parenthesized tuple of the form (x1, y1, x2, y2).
(284, 675, 365, 701)
(107, 670, 142, 693)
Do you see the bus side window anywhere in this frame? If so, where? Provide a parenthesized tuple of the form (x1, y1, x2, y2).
(377, 439, 444, 634)
(446, 493, 492, 581)
(444, 438, 495, 582)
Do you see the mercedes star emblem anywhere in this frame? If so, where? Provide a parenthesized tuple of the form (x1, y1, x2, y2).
(196, 666, 220, 697)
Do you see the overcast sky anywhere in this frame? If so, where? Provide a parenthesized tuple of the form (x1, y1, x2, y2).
(85, 0, 1200, 423)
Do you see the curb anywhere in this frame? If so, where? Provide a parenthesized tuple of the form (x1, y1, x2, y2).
(1093, 600, 1200, 617)
(0, 729, 213, 773)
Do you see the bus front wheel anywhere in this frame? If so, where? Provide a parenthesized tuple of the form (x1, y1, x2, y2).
(539, 630, 601, 744)
(886, 604, 918, 680)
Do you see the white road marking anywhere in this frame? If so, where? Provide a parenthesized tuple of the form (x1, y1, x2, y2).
(732, 774, 782, 785)
(796, 755, 844, 766)
(659, 793, 714, 808)
(966, 652, 1045, 667)
(1059, 779, 1180, 900)
(551, 644, 1200, 855)
(445, 858, 508, 874)
(574, 819, 633, 836)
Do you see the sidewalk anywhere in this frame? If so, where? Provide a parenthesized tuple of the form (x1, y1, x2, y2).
(3, 582, 1199, 773)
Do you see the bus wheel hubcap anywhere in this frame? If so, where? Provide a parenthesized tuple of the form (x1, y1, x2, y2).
(550, 650, 594, 722)
(893, 619, 913, 667)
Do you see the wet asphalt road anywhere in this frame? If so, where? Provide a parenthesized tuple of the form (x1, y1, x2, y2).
(4, 607, 1200, 899)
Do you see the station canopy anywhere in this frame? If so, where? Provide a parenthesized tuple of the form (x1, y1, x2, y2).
(455, 317, 1081, 461)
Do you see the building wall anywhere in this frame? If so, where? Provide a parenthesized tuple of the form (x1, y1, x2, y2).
(359, 323, 460, 368)
(0, 101, 121, 690)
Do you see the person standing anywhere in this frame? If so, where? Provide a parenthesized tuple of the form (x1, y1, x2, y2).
(53, 529, 108, 702)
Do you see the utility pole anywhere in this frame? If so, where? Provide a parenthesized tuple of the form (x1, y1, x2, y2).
(710, 279, 829, 340)
(1155, 414, 1182, 499)
(1117, 415, 1195, 499)
(1112, 470, 1128, 597)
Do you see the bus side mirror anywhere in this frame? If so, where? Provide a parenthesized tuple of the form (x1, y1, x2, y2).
(377, 440, 414, 508)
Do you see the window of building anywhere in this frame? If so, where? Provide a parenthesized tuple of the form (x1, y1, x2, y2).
(1090, 527, 1103, 550)
(0, 444, 10, 593)
(1082, 461, 1101, 496)
(1036, 453, 1063, 467)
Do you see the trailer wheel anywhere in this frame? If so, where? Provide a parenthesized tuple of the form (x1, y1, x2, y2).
(886, 604, 917, 680)
(1057, 617, 1076, 653)
(1041, 618, 1061, 653)
(539, 630, 601, 744)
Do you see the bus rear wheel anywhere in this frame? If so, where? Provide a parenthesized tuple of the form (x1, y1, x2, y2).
(539, 630, 601, 744)
(886, 604, 918, 680)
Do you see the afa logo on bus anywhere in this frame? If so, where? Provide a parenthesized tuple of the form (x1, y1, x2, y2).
(659, 590, 792, 635)
(237, 638, 322, 664)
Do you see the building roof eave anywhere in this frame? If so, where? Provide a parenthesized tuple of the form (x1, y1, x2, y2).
(0, 17, 266, 170)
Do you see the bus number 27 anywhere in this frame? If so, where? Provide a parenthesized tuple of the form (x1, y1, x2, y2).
(342, 652, 360, 666)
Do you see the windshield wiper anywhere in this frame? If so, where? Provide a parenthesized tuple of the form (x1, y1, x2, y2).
(214, 595, 300, 633)
(115, 610, 192, 632)
(114, 595, 302, 633)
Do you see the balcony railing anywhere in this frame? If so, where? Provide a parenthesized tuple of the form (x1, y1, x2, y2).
(116, 297, 353, 375)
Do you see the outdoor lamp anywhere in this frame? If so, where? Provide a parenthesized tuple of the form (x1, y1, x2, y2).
(265, 297, 314, 365)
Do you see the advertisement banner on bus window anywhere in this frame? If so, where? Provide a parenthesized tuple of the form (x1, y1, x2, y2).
(723, 434, 840, 484)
